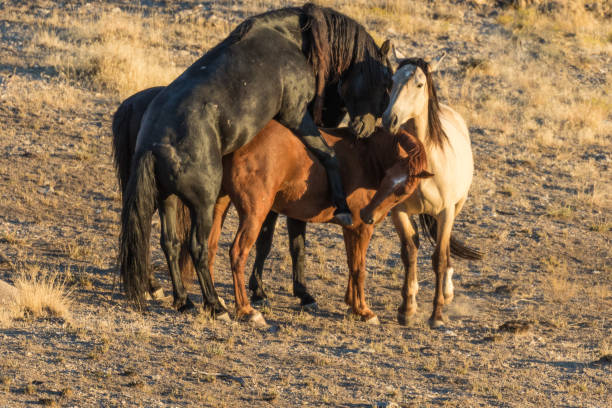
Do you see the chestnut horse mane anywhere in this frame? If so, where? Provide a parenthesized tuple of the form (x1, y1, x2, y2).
(352, 129, 427, 183)
(397, 58, 448, 148)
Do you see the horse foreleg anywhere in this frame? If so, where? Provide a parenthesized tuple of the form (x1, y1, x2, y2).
(343, 230, 356, 309)
(230, 212, 268, 326)
(343, 226, 377, 323)
(159, 195, 193, 311)
(391, 208, 420, 326)
(287, 218, 316, 307)
(248, 211, 279, 303)
(430, 209, 454, 328)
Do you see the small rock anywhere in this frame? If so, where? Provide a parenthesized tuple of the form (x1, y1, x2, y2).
(494, 284, 518, 296)
(498, 320, 532, 335)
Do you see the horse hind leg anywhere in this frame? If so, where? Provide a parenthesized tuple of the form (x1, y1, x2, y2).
(430, 209, 454, 328)
(391, 208, 420, 326)
(158, 195, 193, 311)
(442, 198, 466, 305)
(179, 171, 229, 320)
(287, 217, 316, 308)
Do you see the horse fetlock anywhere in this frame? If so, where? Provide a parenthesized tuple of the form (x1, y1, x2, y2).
(428, 311, 446, 329)
(175, 296, 195, 312)
(298, 292, 317, 308)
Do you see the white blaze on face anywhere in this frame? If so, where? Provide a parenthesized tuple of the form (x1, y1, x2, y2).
(384, 64, 417, 123)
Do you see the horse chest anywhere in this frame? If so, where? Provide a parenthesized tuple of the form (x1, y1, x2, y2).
(402, 179, 443, 215)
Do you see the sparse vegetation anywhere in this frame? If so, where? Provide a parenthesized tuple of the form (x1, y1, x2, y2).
(0, 0, 610, 406)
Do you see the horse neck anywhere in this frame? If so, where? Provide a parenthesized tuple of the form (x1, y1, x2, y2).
(359, 130, 404, 183)
(409, 105, 430, 148)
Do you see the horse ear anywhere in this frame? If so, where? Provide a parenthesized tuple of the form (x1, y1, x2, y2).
(415, 170, 434, 179)
(387, 43, 403, 72)
(428, 52, 446, 73)
(380, 39, 392, 59)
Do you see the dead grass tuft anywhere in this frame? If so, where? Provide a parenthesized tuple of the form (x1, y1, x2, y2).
(13, 266, 73, 322)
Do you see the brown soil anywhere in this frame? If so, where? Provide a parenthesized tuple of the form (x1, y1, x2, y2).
(0, 1, 610, 407)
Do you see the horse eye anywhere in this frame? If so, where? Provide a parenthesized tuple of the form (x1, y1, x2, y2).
(417, 83, 424, 88)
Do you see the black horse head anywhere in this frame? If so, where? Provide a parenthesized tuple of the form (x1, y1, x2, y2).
(302, 4, 393, 138)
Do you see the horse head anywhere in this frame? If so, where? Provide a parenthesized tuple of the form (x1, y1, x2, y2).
(359, 131, 433, 225)
(339, 39, 394, 139)
(382, 54, 446, 139)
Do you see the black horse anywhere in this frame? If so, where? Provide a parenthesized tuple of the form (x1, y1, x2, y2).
(112, 79, 358, 307)
(119, 4, 392, 320)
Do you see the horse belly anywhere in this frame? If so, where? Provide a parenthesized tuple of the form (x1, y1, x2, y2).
(272, 160, 334, 222)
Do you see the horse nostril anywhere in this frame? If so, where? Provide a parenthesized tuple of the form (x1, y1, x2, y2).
(391, 114, 399, 129)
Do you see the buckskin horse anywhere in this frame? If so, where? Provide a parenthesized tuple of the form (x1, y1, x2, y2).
(119, 4, 392, 319)
(380, 55, 482, 328)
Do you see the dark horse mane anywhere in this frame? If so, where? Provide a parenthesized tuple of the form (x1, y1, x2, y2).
(302, 3, 387, 122)
(397, 58, 447, 148)
(226, 3, 387, 124)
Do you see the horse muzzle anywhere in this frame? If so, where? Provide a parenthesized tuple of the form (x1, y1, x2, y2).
(349, 115, 376, 139)
(382, 112, 400, 134)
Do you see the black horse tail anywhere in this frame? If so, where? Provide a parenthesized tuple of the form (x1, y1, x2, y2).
(119, 150, 157, 307)
(418, 214, 483, 260)
(111, 100, 133, 194)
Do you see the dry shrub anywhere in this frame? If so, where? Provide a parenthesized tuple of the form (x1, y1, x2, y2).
(28, 8, 188, 98)
(13, 266, 73, 322)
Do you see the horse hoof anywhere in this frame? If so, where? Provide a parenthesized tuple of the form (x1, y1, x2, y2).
(177, 298, 195, 313)
(248, 311, 267, 327)
(252, 297, 270, 308)
(428, 318, 445, 329)
(365, 315, 380, 325)
(215, 311, 231, 322)
(397, 311, 417, 326)
(301, 301, 318, 312)
(217, 297, 227, 309)
(150, 288, 165, 300)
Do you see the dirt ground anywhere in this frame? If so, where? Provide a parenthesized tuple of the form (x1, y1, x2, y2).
(0, 0, 610, 407)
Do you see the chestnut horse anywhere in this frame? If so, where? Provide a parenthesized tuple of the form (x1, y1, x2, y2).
(205, 121, 430, 325)
(379, 55, 481, 328)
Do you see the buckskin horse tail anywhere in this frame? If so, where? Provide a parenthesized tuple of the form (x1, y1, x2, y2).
(418, 214, 483, 260)
(111, 100, 133, 194)
(119, 150, 157, 307)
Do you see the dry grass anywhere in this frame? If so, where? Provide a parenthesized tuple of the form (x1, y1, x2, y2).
(12, 266, 73, 322)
